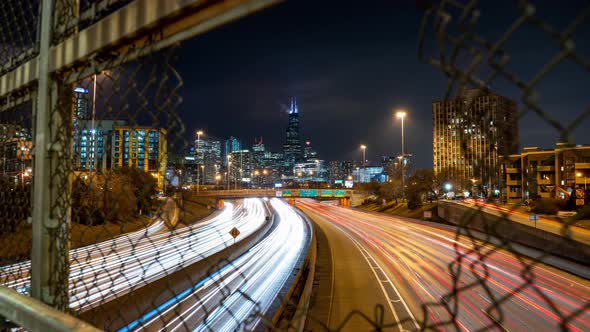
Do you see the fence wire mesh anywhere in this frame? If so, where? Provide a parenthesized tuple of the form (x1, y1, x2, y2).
(0, 99, 33, 293)
(0, 0, 39, 75)
(0, 0, 589, 331)
(417, 0, 590, 331)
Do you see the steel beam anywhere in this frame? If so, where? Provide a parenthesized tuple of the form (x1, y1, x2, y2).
(0, 0, 282, 97)
(0, 286, 101, 332)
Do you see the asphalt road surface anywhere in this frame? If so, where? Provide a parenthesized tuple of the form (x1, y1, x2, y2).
(299, 199, 590, 332)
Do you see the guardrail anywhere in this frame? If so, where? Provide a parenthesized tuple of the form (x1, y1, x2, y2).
(0, 285, 101, 332)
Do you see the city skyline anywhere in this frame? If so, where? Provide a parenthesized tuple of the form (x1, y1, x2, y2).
(175, 0, 590, 169)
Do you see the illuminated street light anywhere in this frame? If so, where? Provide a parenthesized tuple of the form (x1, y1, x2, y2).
(396, 110, 407, 200)
(444, 183, 453, 191)
(196, 130, 204, 193)
(578, 172, 587, 191)
(360, 145, 366, 183)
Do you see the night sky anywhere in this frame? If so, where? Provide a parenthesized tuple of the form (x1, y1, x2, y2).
(174, 0, 590, 169)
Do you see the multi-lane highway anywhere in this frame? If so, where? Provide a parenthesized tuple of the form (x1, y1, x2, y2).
(1, 199, 268, 313)
(118, 198, 309, 331)
(299, 199, 590, 331)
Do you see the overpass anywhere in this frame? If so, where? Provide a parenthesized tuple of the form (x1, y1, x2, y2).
(191, 189, 356, 207)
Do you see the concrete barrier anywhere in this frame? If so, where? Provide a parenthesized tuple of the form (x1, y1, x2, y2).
(438, 201, 590, 266)
(269, 208, 316, 332)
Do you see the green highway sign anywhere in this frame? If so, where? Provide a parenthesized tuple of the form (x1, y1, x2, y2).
(299, 189, 318, 197)
(334, 190, 346, 197)
(321, 189, 333, 197)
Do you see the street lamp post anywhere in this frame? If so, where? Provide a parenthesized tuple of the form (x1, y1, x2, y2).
(196, 130, 203, 193)
(360, 145, 366, 183)
(227, 155, 231, 192)
(396, 110, 407, 200)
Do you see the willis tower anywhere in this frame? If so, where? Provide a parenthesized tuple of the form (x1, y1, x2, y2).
(283, 98, 302, 176)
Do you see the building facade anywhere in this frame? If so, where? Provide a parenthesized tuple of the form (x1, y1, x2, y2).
(112, 126, 167, 191)
(74, 120, 126, 172)
(501, 143, 590, 204)
(433, 89, 519, 193)
(283, 98, 302, 175)
(223, 136, 241, 166)
(0, 124, 32, 185)
(294, 160, 327, 184)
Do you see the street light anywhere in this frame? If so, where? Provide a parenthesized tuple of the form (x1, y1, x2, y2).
(577, 172, 587, 191)
(227, 155, 231, 192)
(196, 130, 204, 193)
(360, 144, 366, 183)
(215, 174, 221, 188)
(396, 110, 407, 200)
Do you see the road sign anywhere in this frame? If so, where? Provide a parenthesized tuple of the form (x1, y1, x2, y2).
(299, 189, 318, 197)
(334, 189, 346, 197)
(229, 227, 240, 239)
(423, 211, 432, 219)
(529, 214, 539, 221)
(576, 199, 585, 206)
(320, 189, 333, 197)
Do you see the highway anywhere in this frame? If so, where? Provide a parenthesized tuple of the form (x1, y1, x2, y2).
(1, 199, 268, 313)
(299, 199, 590, 331)
(118, 198, 309, 331)
(456, 199, 590, 245)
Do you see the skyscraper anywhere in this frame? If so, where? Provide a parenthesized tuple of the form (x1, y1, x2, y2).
(283, 98, 302, 175)
(433, 88, 519, 192)
(303, 140, 318, 161)
(223, 136, 241, 166)
(252, 137, 266, 168)
(203, 139, 222, 184)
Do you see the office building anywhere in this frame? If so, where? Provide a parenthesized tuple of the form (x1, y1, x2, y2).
(433, 89, 519, 192)
(74, 120, 126, 172)
(112, 126, 167, 191)
(303, 141, 318, 161)
(202, 139, 222, 184)
(294, 160, 328, 184)
(501, 143, 590, 204)
(352, 166, 387, 183)
(183, 146, 197, 184)
(283, 98, 302, 175)
(229, 149, 254, 187)
(263, 152, 284, 185)
(223, 136, 241, 166)
(252, 137, 266, 168)
(0, 124, 32, 185)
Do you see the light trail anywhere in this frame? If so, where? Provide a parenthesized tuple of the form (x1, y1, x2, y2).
(298, 199, 590, 331)
(119, 198, 308, 332)
(1, 199, 268, 314)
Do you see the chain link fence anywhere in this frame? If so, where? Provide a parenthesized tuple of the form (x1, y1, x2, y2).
(417, 0, 590, 331)
(0, 0, 589, 331)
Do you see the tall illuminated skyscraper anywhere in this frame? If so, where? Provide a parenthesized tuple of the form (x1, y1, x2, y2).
(283, 98, 302, 175)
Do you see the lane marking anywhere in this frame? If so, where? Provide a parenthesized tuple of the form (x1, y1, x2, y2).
(329, 219, 420, 331)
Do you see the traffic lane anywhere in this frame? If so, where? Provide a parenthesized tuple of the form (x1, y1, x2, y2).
(300, 201, 590, 331)
(119, 198, 307, 332)
(328, 206, 590, 331)
(301, 206, 417, 332)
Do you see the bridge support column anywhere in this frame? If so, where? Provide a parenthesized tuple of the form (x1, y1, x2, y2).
(339, 197, 350, 207)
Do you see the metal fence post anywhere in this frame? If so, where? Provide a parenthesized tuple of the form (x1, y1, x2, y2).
(31, 0, 71, 310)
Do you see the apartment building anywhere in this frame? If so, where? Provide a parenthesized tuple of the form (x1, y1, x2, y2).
(501, 143, 590, 204)
(433, 89, 519, 193)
